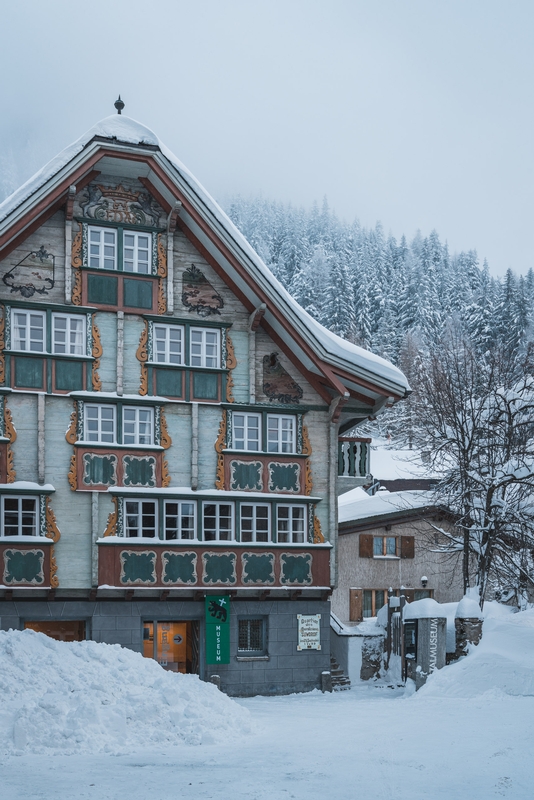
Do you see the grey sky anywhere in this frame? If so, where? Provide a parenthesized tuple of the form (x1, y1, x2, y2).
(1, 0, 533, 276)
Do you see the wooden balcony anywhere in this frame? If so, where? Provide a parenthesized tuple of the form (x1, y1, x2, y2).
(98, 541, 331, 591)
(338, 437, 371, 478)
(0, 540, 53, 588)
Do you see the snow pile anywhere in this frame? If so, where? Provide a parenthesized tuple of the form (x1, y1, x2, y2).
(0, 630, 253, 755)
(417, 608, 534, 699)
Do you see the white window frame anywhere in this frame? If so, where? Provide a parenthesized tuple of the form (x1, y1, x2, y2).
(232, 412, 261, 451)
(88, 226, 117, 270)
(122, 406, 154, 446)
(190, 327, 220, 369)
(11, 309, 46, 353)
(1, 495, 38, 537)
(153, 323, 185, 365)
(124, 499, 158, 538)
(84, 404, 116, 444)
(202, 502, 234, 541)
(240, 503, 270, 543)
(267, 414, 296, 454)
(276, 504, 306, 544)
(164, 500, 196, 540)
(52, 313, 86, 356)
(123, 231, 152, 274)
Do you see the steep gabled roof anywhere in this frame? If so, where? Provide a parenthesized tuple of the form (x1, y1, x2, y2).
(0, 115, 410, 425)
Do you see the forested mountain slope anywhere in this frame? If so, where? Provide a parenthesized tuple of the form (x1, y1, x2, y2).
(227, 195, 533, 365)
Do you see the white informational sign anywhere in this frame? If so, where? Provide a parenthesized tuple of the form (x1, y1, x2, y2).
(297, 614, 321, 650)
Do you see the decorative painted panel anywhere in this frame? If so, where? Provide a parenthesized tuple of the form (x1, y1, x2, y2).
(119, 550, 157, 585)
(229, 460, 263, 491)
(263, 353, 303, 404)
(82, 453, 118, 486)
(268, 462, 301, 493)
(202, 552, 237, 585)
(162, 551, 197, 585)
(13, 357, 44, 389)
(241, 552, 275, 585)
(78, 183, 164, 228)
(3, 549, 45, 585)
(123, 455, 156, 487)
(181, 264, 223, 316)
(55, 360, 84, 392)
(2, 246, 55, 297)
(192, 371, 219, 400)
(280, 553, 313, 585)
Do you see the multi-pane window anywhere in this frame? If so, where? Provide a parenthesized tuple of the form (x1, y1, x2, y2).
(373, 536, 397, 557)
(1, 496, 38, 537)
(238, 619, 265, 653)
(11, 310, 45, 352)
(203, 502, 233, 541)
(276, 505, 305, 543)
(123, 232, 151, 274)
(153, 324, 184, 365)
(363, 589, 388, 618)
(240, 504, 270, 543)
(11, 309, 87, 356)
(164, 501, 196, 540)
(52, 313, 85, 355)
(89, 227, 117, 270)
(190, 328, 220, 368)
(122, 407, 154, 446)
(233, 413, 261, 451)
(267, 415, 295, 454)
(84, 405, 116, 443)
(125, 500, 157, 537)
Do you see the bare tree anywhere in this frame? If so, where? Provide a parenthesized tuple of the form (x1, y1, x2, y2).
(413, 327, 534, 607)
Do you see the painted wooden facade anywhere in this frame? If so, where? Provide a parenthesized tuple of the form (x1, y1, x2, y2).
(0, 113, 409, 694)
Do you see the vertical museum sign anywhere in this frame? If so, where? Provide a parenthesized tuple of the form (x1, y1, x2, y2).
(205, 595, 231, 664)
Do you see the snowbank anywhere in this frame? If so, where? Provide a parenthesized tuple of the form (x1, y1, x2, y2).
(416, 608, 534, 699)
(0, 630, 252, 755)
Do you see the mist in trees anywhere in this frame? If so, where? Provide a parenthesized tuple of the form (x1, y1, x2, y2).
(227, 194, 534, 362)
(227, 195, 534, 605)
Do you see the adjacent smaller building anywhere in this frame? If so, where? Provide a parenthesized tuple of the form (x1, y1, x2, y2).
(331, 488, 463, 624)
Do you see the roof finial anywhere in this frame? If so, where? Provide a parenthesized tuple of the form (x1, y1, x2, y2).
(114, 95, 125, 115)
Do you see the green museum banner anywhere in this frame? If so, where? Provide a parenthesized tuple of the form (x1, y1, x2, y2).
(205, 595, 231, 665)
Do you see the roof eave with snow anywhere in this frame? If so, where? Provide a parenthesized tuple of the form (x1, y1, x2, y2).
(0, 116, 410, 415)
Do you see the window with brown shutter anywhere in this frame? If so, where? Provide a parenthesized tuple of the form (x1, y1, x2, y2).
(349, 588, 363, 621)
(359, 533, 374, 557)
(400, 536, 415, 559)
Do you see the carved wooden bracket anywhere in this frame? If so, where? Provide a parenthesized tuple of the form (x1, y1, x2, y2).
(103, 496, 118, 537)
(136, 321, 149, 396)
(91, 315, 103, 391)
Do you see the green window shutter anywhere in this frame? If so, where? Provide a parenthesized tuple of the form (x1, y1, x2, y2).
(87, 274, 118, 305)
(123, 278, 153, 309)
(14, 357, 44, 389)
(55, 359, 83, 391)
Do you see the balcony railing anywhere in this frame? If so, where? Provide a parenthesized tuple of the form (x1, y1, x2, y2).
(338, 437, 371, 478)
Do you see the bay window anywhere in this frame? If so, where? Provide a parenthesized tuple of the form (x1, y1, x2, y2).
(233, 413, 261, 451)
(125, 500, 157, 538)
(122, 407, 154, 446)
(85, 404, 116, 443)
(190, 328, 220, 368)
(164, 501, 196, 540)
(52, 313, 85, 355)
(123, 231, 151, 274)
(267, 415, 296, 454)
(1, 496, 38, 537)
(240, 504, 270, 543)
(153, 324, 184, 365)
(12, 310, 45, 352)
(89, 226, 117, 270)
(276, 505, 305, 543)
(203, 502, 234, 541)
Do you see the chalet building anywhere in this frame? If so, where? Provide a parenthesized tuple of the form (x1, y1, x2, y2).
(0, 108, 409, 695)
(331, 488, 463, 624)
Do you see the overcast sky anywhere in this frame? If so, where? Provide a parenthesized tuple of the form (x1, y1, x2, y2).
(1, 0, 533, 276)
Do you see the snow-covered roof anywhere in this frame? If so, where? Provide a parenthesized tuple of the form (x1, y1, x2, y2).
(0, 115, 410, 406)
(338, 489, 435, 525)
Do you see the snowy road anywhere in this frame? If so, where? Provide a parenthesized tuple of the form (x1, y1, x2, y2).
(2, 682, 532, 800)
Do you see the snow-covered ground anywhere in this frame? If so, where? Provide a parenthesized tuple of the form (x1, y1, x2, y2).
(1, 607, 533, 799)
